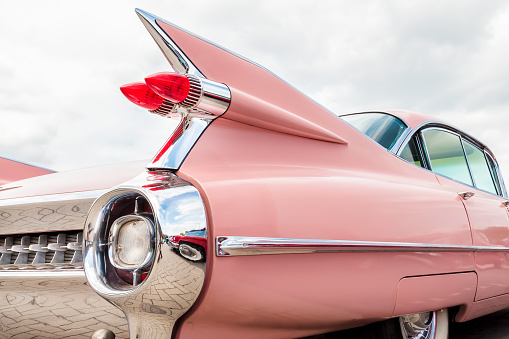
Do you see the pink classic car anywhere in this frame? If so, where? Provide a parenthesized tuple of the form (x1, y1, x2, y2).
(1, 8, 509, 339)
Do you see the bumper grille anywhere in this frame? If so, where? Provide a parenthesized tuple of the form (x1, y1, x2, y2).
(0, 230, 83, 269)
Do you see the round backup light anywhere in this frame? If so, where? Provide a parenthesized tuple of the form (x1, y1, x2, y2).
(108, 215, 155, 270)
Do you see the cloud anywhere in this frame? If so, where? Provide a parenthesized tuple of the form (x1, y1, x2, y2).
(1, 0, 509, 181)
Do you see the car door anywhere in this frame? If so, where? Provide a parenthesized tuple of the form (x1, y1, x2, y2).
(421, 127, 509, 300)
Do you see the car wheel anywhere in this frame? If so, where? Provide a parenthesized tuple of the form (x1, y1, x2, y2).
(178, 242, 205, 262)
(368, 309, 448, 339)
(325, 309, 449, 339)
(399, 309, 448, 339)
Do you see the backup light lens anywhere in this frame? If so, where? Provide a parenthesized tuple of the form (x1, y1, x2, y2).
(145, 72, 190, 103)
(109, 215, 154, 269)
(120, 82, 164, 110)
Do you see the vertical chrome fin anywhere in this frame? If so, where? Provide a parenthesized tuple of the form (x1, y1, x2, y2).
(135, 8, 204, 77)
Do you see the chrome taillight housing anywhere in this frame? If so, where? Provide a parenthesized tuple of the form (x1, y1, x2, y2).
(144, 72, 231, 116)
(85, 191, 156, 289)
(83, 172, 208, 337)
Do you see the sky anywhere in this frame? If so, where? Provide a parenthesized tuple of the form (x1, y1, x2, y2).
(1, 1, 509, 181)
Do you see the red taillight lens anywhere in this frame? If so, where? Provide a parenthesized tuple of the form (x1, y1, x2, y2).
(120, 82, 164, 110)
(145, 72, 190, 103)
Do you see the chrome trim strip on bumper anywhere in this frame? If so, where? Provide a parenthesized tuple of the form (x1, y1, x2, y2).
(216, 236, 509, 256)
(0, 190, 107, 235)
(0, 269, 85, 277)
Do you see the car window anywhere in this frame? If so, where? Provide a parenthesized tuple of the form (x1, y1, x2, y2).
(486, 153, 503, 195)
(341, 113, 407, 150)
(400, 136, 425, 168)
(462, 140, 498, 195)
(421, 129, 473, 186)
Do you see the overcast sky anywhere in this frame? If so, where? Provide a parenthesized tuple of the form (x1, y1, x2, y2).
(1, 1, 509, 181)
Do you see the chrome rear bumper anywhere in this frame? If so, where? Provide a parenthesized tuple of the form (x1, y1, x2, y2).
(0, 270, 128, 338)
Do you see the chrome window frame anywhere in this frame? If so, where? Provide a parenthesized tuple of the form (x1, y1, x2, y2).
(461, 138, 501, 195)
(395, 122, 507, 198)
(420, 127, 475, 187)
(485, 151, 505, 196)
(339, 111, 411, 153)
(398, 132, 430, 170)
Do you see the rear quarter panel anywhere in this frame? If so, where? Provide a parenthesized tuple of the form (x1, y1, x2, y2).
(174, 118, 476, 338)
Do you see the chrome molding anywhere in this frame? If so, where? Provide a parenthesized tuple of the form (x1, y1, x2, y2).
(0, 231, 83, 269)
(199, 78, 231, 116)
(458, 192, 475, 200)
(0, 268, 84, 277)
(84, 171, 207, 338)
(0, 190, 105, 235)
(148, 115, 210, 170)
(216, 236, 509, 256)
(339, 111, 411, 154)
(395, 121, 508, 199)
(0, 269, 129, 338)
(0, 189, 107, 206)
(136, 8, 203, 77)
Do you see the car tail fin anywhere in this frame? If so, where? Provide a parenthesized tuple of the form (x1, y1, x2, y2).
(136, 9, 346, 143)
(133, 9, 348, 171)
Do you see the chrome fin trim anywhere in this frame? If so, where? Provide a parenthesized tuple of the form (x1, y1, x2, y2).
(148, 116, 210, 170)
(135, 8, 204, 77)
(216, 236, 509, 256)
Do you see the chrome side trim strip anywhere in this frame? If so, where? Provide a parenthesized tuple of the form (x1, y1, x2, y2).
(0, 189, 107, 207)
(216, 236, 509, 256)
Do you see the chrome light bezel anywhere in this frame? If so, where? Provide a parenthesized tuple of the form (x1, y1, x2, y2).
(83, 172, 208, 337)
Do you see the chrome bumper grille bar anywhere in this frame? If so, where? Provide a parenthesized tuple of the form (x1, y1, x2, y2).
(0, 230, 83, 269)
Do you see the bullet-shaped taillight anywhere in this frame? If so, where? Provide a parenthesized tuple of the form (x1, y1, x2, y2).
(121, 73, 231, 117)
(144, 73, 192, 104)
(120, 82, 164, 110)
(120, 82, 175, 117)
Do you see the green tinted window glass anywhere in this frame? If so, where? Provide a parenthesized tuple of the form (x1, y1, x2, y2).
(463, 140, 497, 194)
(422, 129, 472, 186)
(342, 113, 407, 150)
(400, 137, 424, 167)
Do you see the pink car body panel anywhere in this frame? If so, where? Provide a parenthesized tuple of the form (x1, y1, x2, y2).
(3, 9, 509, 339)
(156, 20, 347, 145)
(173, 117, 477, 338)
(123, 18, 509, 338)
(0, 160, 147, 200)
(0, 157, 54, 186)
(436, 175, 509, 301)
